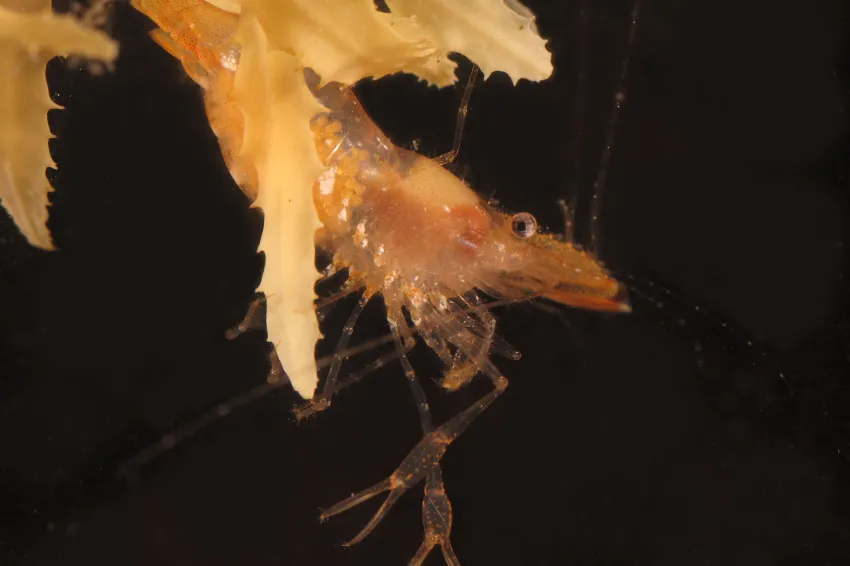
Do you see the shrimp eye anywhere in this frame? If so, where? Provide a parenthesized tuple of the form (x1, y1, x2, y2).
(510, 212, 537, 239)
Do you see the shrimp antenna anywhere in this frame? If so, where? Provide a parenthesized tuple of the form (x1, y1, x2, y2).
(114, 333, 397, 478)
(624, 272, 794, 395)
(588, 0, 641, 255)
(564, 0, 589, 245)
(435, 63, 480, 166)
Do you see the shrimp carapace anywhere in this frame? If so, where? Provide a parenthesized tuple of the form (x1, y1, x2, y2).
(307, 77, 630, 317)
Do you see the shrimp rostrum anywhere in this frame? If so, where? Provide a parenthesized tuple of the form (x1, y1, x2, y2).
(129, 0, 630, 563)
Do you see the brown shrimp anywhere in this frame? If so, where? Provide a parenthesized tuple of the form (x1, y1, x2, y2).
(130, 0, 630, 563)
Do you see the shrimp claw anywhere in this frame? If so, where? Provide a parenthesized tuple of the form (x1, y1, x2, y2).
(318, 427, 452, 547)
(411, 465, 461, 566)
(320, 376, 507, 561)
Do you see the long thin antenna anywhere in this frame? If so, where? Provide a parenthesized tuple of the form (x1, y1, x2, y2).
(565, 0, 589, 243)
(114, 334, 395, 477)
(588, 0, 641, 255)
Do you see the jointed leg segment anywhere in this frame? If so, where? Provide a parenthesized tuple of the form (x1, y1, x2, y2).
(321, 311, 507, 564)
(435, 64, 480, 167)
(294, 291, 373, 420)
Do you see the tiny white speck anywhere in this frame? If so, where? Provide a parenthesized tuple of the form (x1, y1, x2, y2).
(220, 51, 238, 71)
(338, 208, 348, 221)
(318, 170, 335, 195)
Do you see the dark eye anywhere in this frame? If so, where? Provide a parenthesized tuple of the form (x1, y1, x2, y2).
(510, 212, 537, 239)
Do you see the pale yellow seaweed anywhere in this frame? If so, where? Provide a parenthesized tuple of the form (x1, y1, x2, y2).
(385, 0, 553, 82)
(0, 0, 117, 249)
(233, 13, 326, 398)
(241, 0, 456, 86)
(221, 0, 552, 87)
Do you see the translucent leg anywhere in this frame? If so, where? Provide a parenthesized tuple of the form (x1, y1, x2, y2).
(225, 293, 265, 340)
(292, 335, 414, 420)
(334, 338, 415, 392)
(321, 369, 508, 557)
(293, 292, 372, 420)
(434, 64, 480, 166)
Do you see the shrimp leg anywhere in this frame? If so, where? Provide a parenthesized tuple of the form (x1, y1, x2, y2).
(293, 291, 373, 420)
(320, 377, 506, 550)
(225, 293, 265, 340)
(333, 338, 416, 393)
(321, 314, 508, 563)
(294, 335, 417, 420)
(434, 64, 479, 166)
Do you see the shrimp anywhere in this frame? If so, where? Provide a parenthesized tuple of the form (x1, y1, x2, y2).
(129, 0, 631, 563)
(301, 74, 630, 563)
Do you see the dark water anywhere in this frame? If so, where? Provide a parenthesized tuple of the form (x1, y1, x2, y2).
(1, 0, 848, 564)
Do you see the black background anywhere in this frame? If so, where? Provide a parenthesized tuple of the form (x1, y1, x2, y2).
(1, 0, 849, 564)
